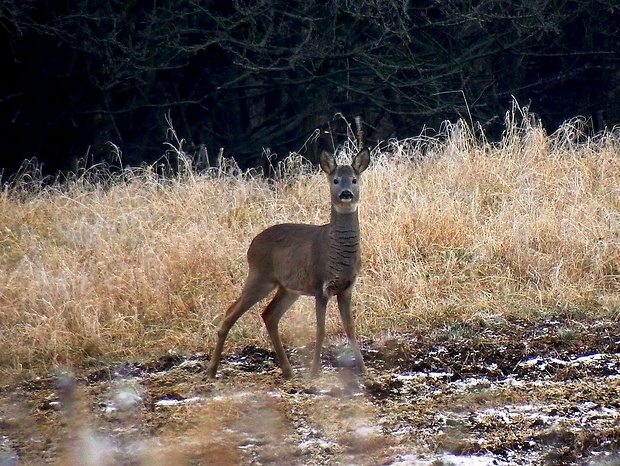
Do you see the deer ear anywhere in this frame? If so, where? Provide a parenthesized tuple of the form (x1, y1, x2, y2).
(319, 150, 337, 175)
(352, 148, 370, 174)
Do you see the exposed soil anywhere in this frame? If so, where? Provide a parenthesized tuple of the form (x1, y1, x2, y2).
(1, 316, 619, 465)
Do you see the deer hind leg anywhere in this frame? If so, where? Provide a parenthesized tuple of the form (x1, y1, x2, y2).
(261, 286, 300, 378)
(337, 288, 366, 375)
(206, 274, 276, 378)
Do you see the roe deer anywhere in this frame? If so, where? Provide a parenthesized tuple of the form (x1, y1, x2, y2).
(206, 148, 371, 379)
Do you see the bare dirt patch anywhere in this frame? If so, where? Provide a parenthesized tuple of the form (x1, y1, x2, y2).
(1, 316, 619, 465)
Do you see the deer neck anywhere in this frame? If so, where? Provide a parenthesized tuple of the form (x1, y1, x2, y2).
(324, 205, 360, 295)
(329, 205, 360, 238)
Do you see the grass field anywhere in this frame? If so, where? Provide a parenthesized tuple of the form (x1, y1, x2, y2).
(1, 108, 619, 381)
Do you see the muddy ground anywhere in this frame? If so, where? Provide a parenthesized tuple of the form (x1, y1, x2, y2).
(1, 315, 619, 466)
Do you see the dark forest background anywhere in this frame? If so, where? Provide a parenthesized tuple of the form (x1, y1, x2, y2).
(1, 0, 619, 179)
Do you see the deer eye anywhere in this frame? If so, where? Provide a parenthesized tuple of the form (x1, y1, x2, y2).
(352, 178, 357, 184)
(333, 178, 339, 185)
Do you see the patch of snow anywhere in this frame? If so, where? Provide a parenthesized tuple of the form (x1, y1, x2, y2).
(295, 420, 339, 453)
(113, 386, 143, 409)
(572, 353, 604, 365)
(519, 353, 620, 371)
(450, 377, 492, 393)
(102, 382, 144, 413)
(154, 396, 202, 407)
(178, 359, 202, 368)
(211, 391, 253, 401)
(353, 425, 380, 437)
(501, 376, 526, 387)
(438, 398, 619, 437)
(47, 400, 61, 410)
(388, 452, 511, 465)
(519, 356, 569, 369)
(477, 407, 512, 424)
(586, 451, 620, 465)
(298, 437, 338, 452)
(428, 346, 448, 355)
(102, 404, 116, 414)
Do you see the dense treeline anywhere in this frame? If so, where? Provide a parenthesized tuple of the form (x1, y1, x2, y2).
(1, 0, 619, 177)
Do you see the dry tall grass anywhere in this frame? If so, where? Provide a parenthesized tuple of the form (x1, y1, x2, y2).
(1, 109, 619, 378)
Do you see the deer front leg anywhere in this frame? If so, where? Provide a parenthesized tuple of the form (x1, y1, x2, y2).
(337, 288, 366, 375)
(311, 294, 328, 376)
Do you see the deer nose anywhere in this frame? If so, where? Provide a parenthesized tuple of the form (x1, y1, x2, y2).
(339, 190, 354, 200)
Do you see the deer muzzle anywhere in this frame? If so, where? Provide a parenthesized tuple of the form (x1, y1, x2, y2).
(339, 190, 354, 201)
